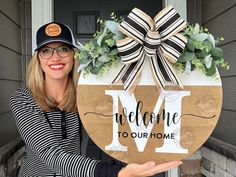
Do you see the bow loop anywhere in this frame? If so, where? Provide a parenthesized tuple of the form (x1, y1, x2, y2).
(113, 6, 187, 92)
(116, 37, 143, 64)
(160, 33, 188, 64)
(154, 6, 187, 41)
(119, 8, 154, 44)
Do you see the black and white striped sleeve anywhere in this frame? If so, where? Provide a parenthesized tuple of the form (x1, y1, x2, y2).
(79, 115, 123, 177)
(9, 88, 122, 177)
(10, 88, 122, 177)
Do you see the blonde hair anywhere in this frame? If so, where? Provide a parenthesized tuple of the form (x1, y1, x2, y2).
(27, 50, 79, 112)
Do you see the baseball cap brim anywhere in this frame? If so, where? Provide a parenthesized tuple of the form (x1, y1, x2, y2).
(35, 38, 77, 51)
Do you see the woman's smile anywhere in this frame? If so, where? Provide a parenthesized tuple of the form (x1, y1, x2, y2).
(48, 63, 65, 70)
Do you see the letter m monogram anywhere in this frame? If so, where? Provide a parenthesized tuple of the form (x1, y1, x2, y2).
(105, 90, 190, 154)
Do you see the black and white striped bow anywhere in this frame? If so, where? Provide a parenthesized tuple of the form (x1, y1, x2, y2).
(112, 6, 187, 92)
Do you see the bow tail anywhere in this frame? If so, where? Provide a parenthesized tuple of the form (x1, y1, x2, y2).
(112, 50, 146, 92)
(150, 49, 183, 90)
(111, 64, 130, 84)
(160, 54, 184, 89)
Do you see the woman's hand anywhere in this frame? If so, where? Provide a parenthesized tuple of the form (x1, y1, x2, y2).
(118, 160, 182, 177)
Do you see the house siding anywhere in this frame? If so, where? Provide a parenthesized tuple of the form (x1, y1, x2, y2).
(187, 0, 236, 146)
(0, 0, 31, 176)
(201, 1, 236, 146)
(0, 0, 31, 147)
(181, 1, 236, 177)
(0, 0, 22, 147)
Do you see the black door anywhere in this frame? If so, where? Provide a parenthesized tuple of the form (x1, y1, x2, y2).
(55, 1, 164, 177)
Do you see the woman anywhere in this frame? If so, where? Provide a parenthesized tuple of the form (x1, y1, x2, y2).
(10, 22, 182, 177)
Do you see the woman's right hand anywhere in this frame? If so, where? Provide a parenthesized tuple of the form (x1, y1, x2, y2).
(118, 160, 182, 177)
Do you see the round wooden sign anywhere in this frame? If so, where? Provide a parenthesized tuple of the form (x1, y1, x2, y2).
(77, 61, 222, 164)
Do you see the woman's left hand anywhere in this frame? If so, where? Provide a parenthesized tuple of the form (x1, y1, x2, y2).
(118, 160, 182, 177)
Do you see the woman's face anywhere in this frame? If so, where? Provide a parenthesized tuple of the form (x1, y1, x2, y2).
(38, 42, 74, 82)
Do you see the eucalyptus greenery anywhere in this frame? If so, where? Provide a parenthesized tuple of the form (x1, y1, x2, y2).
(77, 17, 230, 77)
(174, 23, 230, 76)
(76, 13, 124, 76)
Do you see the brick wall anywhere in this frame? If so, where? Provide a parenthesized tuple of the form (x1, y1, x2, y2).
(0, 138, 24, 177)
(180, 137, 236, 177)
(0, 147, 24, 177)
(201, 147, 236, 177)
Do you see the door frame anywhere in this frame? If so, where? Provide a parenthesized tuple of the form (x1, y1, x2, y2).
(31, 1, 187, 176)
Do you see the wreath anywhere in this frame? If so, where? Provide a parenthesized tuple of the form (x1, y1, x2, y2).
(76, 8, 229, 80)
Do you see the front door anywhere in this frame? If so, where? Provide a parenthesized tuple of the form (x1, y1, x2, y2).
(55, 1, 164, 177)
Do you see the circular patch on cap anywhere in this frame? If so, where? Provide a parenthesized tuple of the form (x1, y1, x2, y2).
(45, 23, 62, 37)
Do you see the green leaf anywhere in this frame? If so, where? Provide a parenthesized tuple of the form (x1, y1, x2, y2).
(113, 33, 125, 40)
(211, 47, 224, 59)
(78, 52, 92, 64)
(90, 67, 100, 75)
(203, 40, 212, 53)
(104, 46, 110, 53)
(97, 46, 109, 55)
(76, 41, 90, 51)
(173, 62, 185, 72)
(183, 27, 190, 36)
(87, 40, 97, 50)
(191, 33, 209, 42)
(195, 49, 208, 58)
(105, 38, 116, 47)
(100, 34, 113, 47)
(186, 39, 195, 52)
(216, 37, 224, 45)
(204, 54, 213, 69)
(179, 51, 195, 62)
(207, 34, 215, 47)
(185, 61, 191, 74)
(98, 55, 111, 62)
(97, 47, 105, 55)
(192, 40, 206, 50)
(95, 60, 104, 68)
(220, 60, 230, 70)
(80, 57, 92, 64)
(108, 48, 119, 56)
(193, 23, 200, 35)
(78, 59, 93, 72)
(206, 62, 216, 76)
(105, 20, 120, 34)
(89, 50, 99, 59)
(97, 27, 108, 46)
(191, 58, 203, 67)
(183, 24, 194, 37)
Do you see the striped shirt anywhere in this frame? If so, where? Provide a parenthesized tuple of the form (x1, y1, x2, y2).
(10, 87, 122, 177)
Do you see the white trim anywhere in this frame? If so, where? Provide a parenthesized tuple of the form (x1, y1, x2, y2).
(32, 0, 54, 52)
(163, 0, 187, 20)
(167, 167, 179, 177)
(163, 1, 187, 176)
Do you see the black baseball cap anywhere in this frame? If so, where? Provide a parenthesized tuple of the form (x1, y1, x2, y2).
(35, 22, 77, 51)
